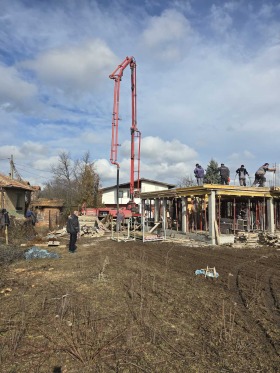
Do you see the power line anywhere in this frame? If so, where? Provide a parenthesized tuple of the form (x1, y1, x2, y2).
(14, 165, 51, 180)
(14, 162, 53, 173)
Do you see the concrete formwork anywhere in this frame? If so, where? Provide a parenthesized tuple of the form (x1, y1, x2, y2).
(140, 184, 280, 245)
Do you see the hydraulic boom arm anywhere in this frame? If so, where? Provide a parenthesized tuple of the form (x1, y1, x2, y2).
(109, 56, 141, 202)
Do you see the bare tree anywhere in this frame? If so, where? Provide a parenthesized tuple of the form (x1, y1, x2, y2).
(177, 175, 196, 187)
(40, 151, 101, 211)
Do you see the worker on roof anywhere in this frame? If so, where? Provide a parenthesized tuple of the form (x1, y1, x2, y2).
(235, 165, 249, 186)
(194, 164, 205, 186)
(252, 163, 276, 187)
(218, 163, 230, 185)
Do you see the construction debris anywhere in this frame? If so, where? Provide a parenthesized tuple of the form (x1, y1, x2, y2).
(24, 246, 60, 260)
(195, 266, 219, 279)
(78, 215, 110, 237)
(258, 232, 280, 246)
(47, 240, 60, 246)
(234, 232, 280, 247)
(47, 229, 67, 238)
(45, 216, 111, 240)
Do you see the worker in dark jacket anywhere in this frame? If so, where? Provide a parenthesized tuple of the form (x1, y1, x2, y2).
(66, 211, 80, 253)
(252, 163, 276, 187)
(0, 209, 10, 228)
(194, 164, 205, 186)
(26, 209, 37, 226)
(218, 163, 230, 185)
(236, 165, 249, 186)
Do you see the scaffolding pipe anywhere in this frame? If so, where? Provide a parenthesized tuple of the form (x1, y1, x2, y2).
(233, 198, 236, 234)
(218, 196, 221, 234)
(204, 197, 208, 231)
(247, 199, 251, 232)
(263, 197, 266, 231)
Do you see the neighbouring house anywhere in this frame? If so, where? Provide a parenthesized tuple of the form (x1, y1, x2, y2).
(0, 173, 34, 217)
(31, 185, 41, 201)
(101, 178, 175, 210)
(30, 198, 65, 230)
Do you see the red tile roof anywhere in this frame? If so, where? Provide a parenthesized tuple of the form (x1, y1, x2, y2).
(0, 173, 34, 191)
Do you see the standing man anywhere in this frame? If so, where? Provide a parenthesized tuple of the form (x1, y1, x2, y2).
(194, 164, 205, 186)
(0, 209, 10, 244)
(235, 165, 249, 186)
(252, 163, 276, 187)
(66, 210, 80, 253)
(26, 209, 37, 226)
(116, 209, 125, 232)
(218, 163, 230, 185)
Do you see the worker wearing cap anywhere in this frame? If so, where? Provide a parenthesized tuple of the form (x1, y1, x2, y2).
(252, 163, 276, 187)
(235, 165, 249, 186)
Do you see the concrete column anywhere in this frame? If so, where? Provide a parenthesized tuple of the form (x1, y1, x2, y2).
(208, 190, 216, 245)
(162, 198, 167, 238)
(267, 198, 275, 234)
(154, 198, 160, 223)
(182, 197, 187, 233)
(162, 198, 167, 228)
(141, 199, 146, 226)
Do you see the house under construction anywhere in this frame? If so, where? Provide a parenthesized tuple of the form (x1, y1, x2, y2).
(140, 184, 280, 245)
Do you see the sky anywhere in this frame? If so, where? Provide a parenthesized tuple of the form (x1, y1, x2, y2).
(0, 0, 280, 188)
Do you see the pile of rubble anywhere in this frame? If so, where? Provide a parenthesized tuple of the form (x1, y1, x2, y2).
(47, 216, 111, 241)
(235, 232, 280, 247)
(258, 232, 280, 247)
(78, 215, 110, 237)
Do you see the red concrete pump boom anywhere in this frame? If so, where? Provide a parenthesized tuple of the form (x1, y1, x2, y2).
(109, 56, 141, 209)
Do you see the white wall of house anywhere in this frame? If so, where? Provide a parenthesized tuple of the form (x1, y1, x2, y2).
(102, 188, 140, 206)
(141, 181, 170, 193)
(102, 180, 172, 206)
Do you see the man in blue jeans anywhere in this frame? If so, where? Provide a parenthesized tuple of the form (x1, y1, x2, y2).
(66, 211, 80, 253)
(194, 164, 205, 185)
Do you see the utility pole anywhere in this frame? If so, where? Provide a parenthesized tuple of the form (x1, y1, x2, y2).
(10, 155, 14, 179)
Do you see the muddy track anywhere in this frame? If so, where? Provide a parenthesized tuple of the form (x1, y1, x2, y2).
(230, 254, 280, 357)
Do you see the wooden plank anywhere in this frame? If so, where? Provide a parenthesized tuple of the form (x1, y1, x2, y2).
(214, 220, 221, 245)
(149, 222, 161, 233)
(48, 240, 60, 246)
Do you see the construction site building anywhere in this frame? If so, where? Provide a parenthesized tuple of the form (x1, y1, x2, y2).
(140, 184, 280, 245)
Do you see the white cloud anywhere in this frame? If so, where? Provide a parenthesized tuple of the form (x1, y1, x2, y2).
(228, 150, 255, 162)
(32, 156, 60, 171)
(21, 39, 118, 95)
(140, 136, 197, 163)
(140, 9, 193, 59)
(0, 64, 37, 112)
(95, 158, 117, 184)
(258, 4, 274, 19)
(0, 145, 22, 159)
(210, 4, 233, 34)
(108, 136, 198, 186)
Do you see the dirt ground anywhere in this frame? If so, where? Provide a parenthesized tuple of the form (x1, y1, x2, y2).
(0, 231, 279, 373)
